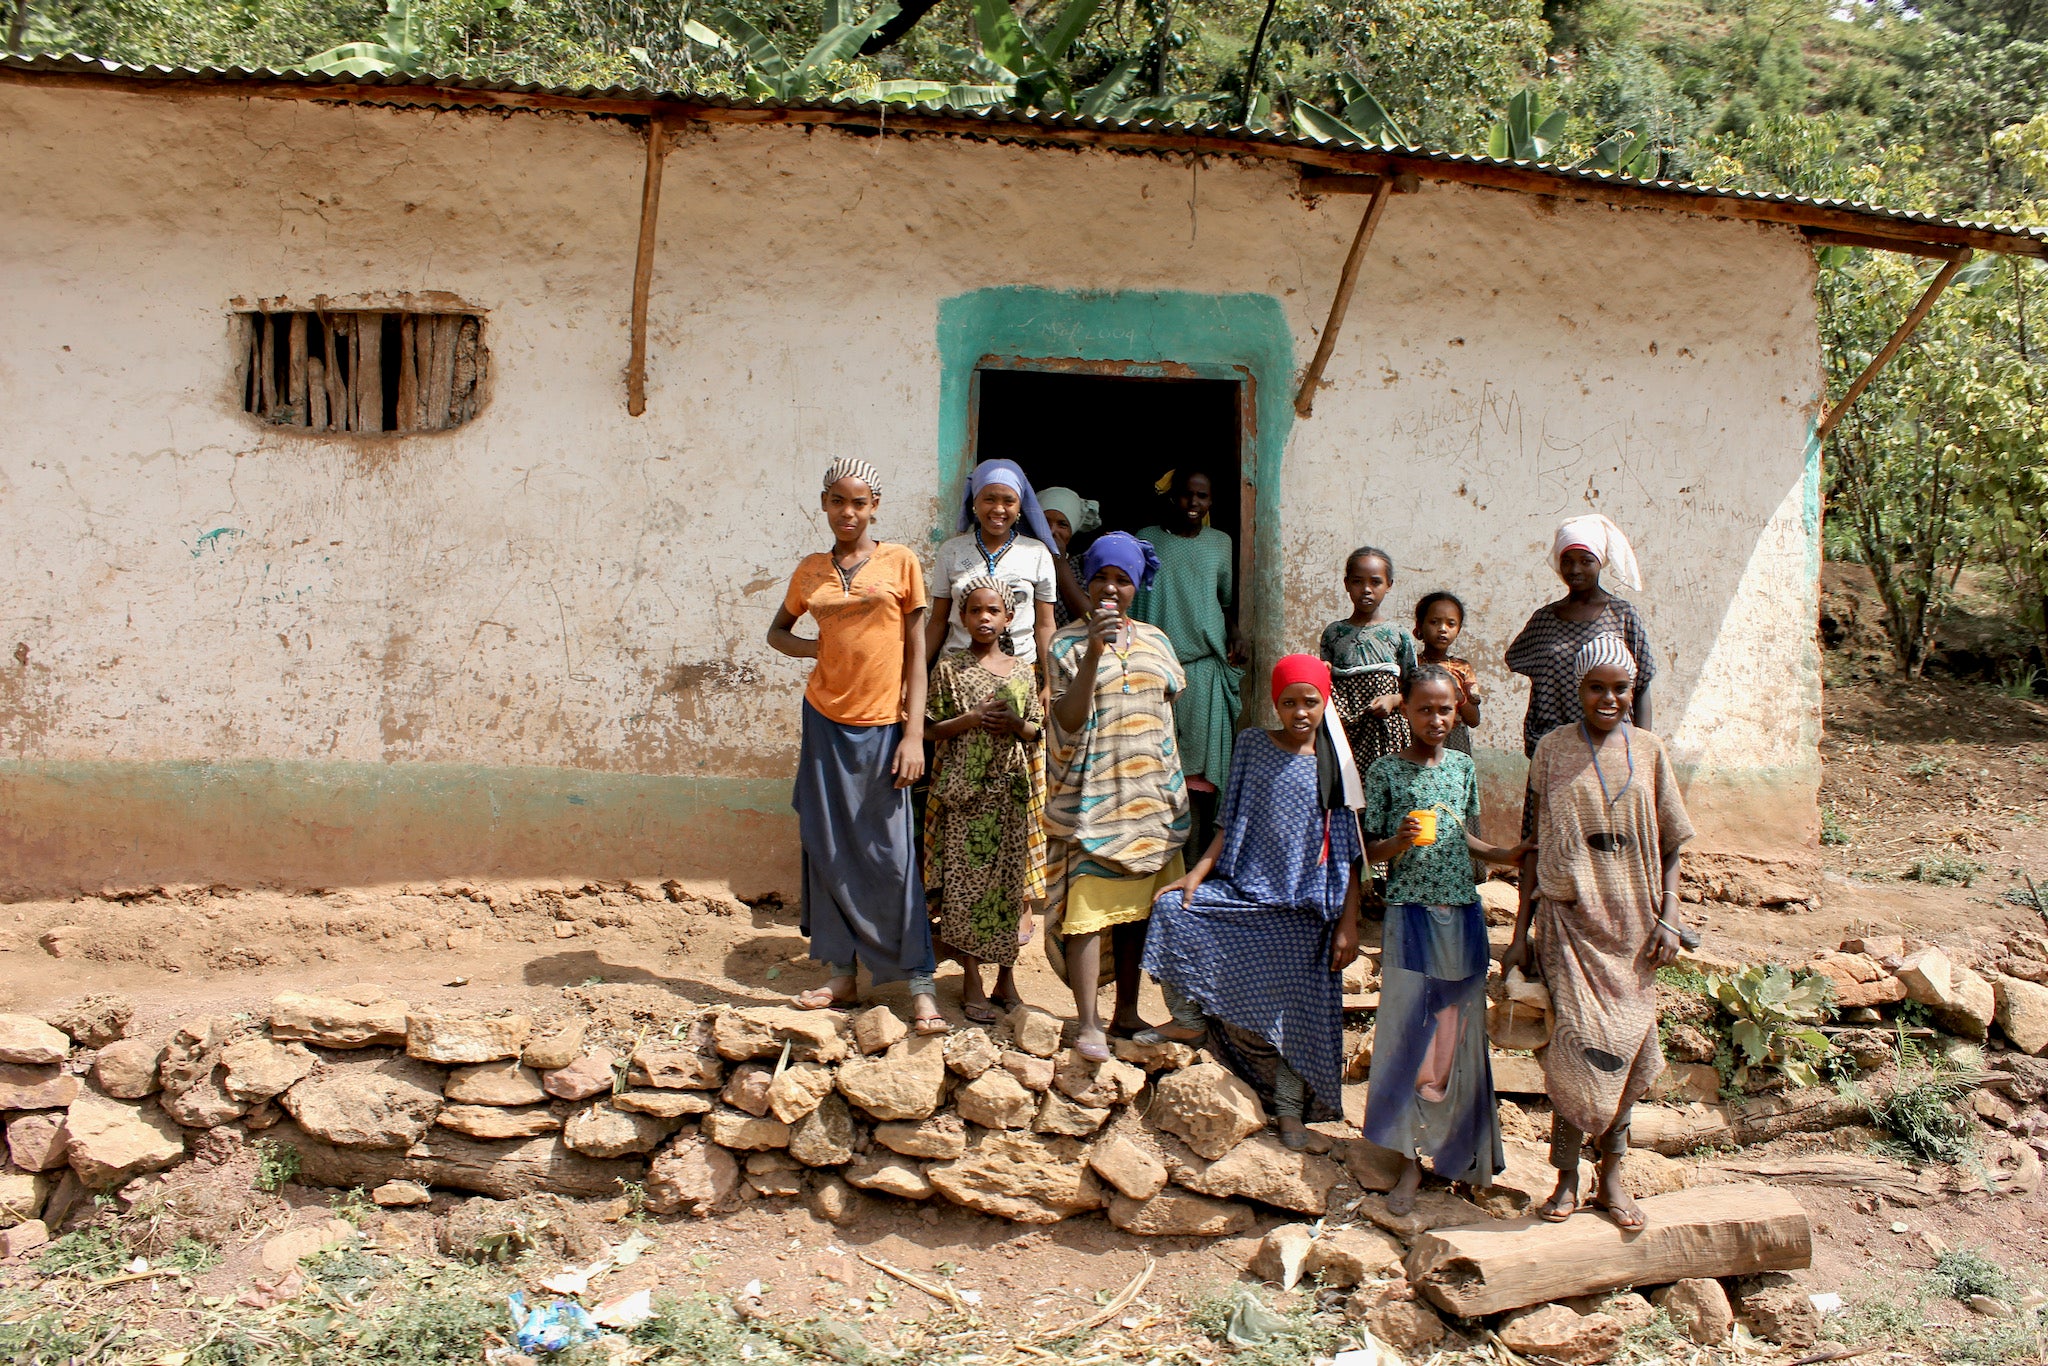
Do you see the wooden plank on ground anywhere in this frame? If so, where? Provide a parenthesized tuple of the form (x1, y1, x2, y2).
(1406, 1184, 1810, 1317)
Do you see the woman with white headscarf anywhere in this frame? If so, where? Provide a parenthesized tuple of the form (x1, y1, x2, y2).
(1038, 486, 1101, 626)
(1505, 514, 1656, 766)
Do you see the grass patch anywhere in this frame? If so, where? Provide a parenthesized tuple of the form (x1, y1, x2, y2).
(1184, 1283, 1345, 1366)
(1906, 755, 1951, 780)
(1836, 1287, 1928, 1347)
(254, 1138, 302, 1193)
(1869, 1071, 1977, 1163)
(1821, 806, 1852, 845)
(38, 1225, 129, 1279)
(0, 1307, 133, 1365)
(1937, 1316, 2046, 1364)
(1931, 1249, 2017, 1303)
(1907, 852, 1984, 887)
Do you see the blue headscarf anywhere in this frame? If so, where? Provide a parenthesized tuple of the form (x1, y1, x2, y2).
(959, 460, 1059, 551)
(1081, 531, 1161, 592)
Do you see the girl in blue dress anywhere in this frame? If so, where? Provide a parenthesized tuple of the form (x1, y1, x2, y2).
(1141, 655, 1364, 1151)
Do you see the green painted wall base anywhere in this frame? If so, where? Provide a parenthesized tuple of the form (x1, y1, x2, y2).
(0, 761, 798, 901)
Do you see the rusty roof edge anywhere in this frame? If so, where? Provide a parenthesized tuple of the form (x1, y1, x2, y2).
(4, 53, 2043, 252)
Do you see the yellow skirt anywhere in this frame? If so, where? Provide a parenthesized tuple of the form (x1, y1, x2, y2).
(1061, 851, 1185, 936)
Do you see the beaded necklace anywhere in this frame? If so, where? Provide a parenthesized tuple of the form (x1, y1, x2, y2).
(1580, 719, 1635, 808)
(974, 526, 1018, 575)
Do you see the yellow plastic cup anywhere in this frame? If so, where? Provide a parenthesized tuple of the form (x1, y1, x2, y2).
(1409, 809, 1438, 845)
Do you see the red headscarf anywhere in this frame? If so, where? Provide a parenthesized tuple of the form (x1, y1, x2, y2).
(1270, 653, 1332, 706)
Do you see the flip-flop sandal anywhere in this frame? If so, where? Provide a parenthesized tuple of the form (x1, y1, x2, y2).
(1588, 1193, 1645, 1230)
(963, 1003, 1001, 1025)
(992, 994, 1025, 1013)
(1130, 1026, 1207, 1048)
(1537, 1193, 1579, 1223)
(913, 1015, 952, 1037)
(1073, 1036, 1113, 1062)
(792, 988, 856, 1012)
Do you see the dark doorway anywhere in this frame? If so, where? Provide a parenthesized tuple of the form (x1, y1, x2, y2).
(971, 367, 1246, 563)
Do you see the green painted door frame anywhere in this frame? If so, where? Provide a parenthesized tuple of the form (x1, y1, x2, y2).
(935, 287, 1298, 674)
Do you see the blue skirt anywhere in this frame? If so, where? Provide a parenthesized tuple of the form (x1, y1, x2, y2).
(1360, 901, 1502, 1185)
(793, 702, 933, 983)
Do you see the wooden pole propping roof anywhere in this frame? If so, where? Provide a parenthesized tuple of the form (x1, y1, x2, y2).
(626, 115, 670, 417)
(1815, 250, 1970, 446)
(1295, 175, 1392, 419)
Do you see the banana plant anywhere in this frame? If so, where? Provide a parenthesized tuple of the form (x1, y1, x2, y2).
(1584, 127, 1658, 179)
(1487, 86, 1567, 162)
(304, 0, 428, 76)
(701, 0, 904, 102)
(1290, 74, 1407, 147)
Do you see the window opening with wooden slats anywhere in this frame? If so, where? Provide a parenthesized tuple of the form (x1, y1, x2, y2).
(239, 311, 486, 432)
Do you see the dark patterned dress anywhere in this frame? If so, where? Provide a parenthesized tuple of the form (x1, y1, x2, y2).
(1143, 729, 1359, 1120)
(1430, 654, 1480, 756)
(1321, 620, 1418, 775)
(1504, 597, 1655, 837)
(924, 651, 1045, 966)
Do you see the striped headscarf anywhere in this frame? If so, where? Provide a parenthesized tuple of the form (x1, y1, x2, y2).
(1573, 634, 1639, 685)
(956, 572, 1023, 653)
(821, 457, 882, 496)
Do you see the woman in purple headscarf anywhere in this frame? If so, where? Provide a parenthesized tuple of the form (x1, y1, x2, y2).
(1043, 531, 1191, 1059)
(926, 460, 1062, 689)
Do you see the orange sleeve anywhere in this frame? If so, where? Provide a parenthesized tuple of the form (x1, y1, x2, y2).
(783, 560, 812, 618)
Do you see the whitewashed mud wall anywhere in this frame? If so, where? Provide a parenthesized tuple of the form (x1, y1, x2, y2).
(0, 84, 1821, 897)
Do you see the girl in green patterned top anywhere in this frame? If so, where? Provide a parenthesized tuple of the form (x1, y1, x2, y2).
(1360, 666, 1530, 1214)
(925, 578, 1046, 1023)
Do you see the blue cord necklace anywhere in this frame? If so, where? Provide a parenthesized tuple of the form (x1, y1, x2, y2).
(1581, 719, 1635, 808)
(975, 526, 1018, 575)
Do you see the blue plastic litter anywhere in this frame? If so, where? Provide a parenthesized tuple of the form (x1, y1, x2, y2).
(507, 1291, 602, 1353)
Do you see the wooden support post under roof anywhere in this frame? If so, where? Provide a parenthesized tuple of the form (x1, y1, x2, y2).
(626, 116, 669, 417)
(1803, 227, 1971, 262)
(1295, 175, 1392, 418)
(1815, 250, 1970, 445)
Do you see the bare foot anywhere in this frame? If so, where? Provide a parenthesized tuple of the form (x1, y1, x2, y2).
(1593, 1158, 1644, 1230)
(1278, 1116, 1309, 1151)
(1073, 1027, 1111, 1062)
(1385, 1157, 1423, 1216)
(792, 977, 858, 1011)
(1538, 1170, 1580, 1222)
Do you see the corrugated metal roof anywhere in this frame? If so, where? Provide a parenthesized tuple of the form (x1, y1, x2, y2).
(6, 52, 2044, 253)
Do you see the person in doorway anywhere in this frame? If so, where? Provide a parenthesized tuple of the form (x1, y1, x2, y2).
(1045, 531, 1189, 1062)
(926, 459, 1060, 684)
(924, 577, 1045, 1023)
(1414, 592, 1483, 756)
(1038, 485, 1101, 626)
(1505, 514, 1656, 838)
(1133, 469, 1244, 854)
(767, 458, 946, 1034)
(1500, 636, 1693, 1231)
(1360, 666, 1529, 1213)
(1321, 547, 1418, 777)
(1139, 655, 1363, 1151)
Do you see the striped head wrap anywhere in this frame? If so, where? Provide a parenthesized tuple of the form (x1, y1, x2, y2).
(1573, 634, 1639, 685)
(821, 457, 882, 497)
(956, 573, 1015, 609)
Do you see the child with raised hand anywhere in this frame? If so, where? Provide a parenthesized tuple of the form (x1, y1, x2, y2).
(1414, 591, 1483, 756)
(925, 576, 1045, 1023)
(1322, 547, 1418, 776)
(768, 457, 945, 1035)
(1360, 665, 1530, 1215)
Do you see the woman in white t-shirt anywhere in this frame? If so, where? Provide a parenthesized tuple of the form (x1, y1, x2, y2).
(925, 460, 1060, 690)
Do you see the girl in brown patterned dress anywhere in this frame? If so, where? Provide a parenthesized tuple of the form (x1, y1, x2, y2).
(925, 577, 1046, 1023)
(1500, 635, 1693, 1231)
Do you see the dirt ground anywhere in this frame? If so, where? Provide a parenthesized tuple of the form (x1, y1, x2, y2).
(4, 564, 2048, 1363)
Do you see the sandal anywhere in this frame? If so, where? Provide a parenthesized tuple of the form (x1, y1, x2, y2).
(792, 986, 856, 1011)
(1537, 1189, 1579, 1223)
(913, 1014, 952, 1037)
(992, 993, 1025, 1014)
(1130, 1025, 1207, 1048)
(963, 1002, 1001, 1025)
(1073, 1035, 1113, 1063)
(1588, 1191, 1646, 1231)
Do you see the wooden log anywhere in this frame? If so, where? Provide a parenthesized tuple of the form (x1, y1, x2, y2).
(626, 116, 669, 416)
(234, 313, 258, 414)
(286, 313, 308, 419)
(1630, 1090, 1869, 1155)
(395, 315, 418, 431)
(1700, 1155, 1941, 1206)
(1406, 1185, 1811, 1317)
(256, 312, 275, 417)
(425, 315, 457, 429)
(282, 1123, 646, 1200)
(319, 313, 348, 432)
(354, 312, 384, 432)
(1816, 252, 1968, 444)
(307, 356, 328, 430)
(1293, 175, 1390, 418)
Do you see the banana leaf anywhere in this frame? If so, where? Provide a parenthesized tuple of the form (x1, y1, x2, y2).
(974, 0, 1031, 81)
(1293, 101, 1373, 146)
(793, 3, 903, 86)
(1077, 58, 1141, 117)
(304, 41, 407, 75)
(1335, 74, 1404, 145)
(706, 8, 790, 83)
(1037, 0, 1103, 63)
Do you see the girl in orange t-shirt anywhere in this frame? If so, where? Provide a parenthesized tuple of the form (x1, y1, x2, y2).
(769, 458, 946, 1034)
